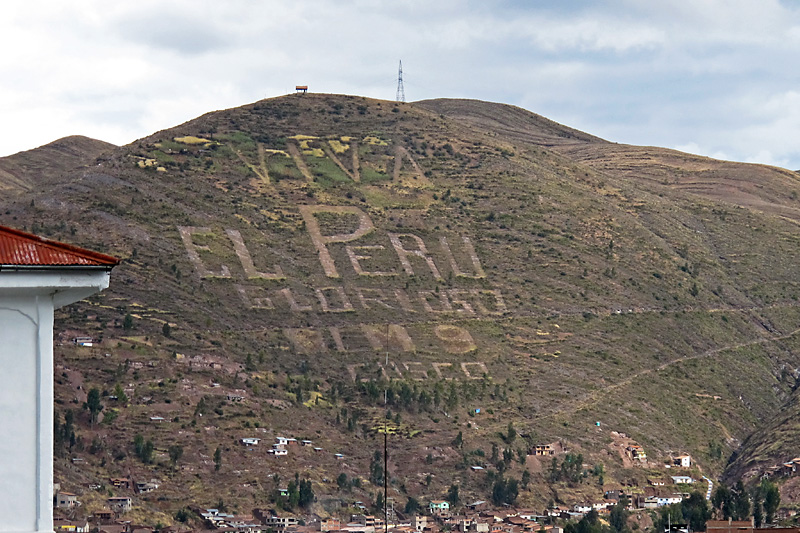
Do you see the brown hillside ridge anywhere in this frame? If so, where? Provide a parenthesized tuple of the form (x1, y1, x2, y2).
(417, 98, 800, 222)
(0, 135, 116, 194)
(5, 93, 800, 525)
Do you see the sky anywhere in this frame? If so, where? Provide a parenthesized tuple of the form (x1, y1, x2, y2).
(3, 0, 800, 169)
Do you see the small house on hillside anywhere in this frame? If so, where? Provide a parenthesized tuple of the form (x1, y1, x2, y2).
(671, 475, 694, 485)
(534, 445, 555, 456)
(674, 455, 691, 468)
(107, 496, 132, 513)
(56, 492, 79, 509)
(430, 500, 450, 516)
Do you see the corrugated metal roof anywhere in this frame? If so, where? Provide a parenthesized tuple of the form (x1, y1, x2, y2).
(0, 225, 119, 267)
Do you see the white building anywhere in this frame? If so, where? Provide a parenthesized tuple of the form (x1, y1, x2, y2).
(0, 225, 117, 533)
(674, 455, 692, 468)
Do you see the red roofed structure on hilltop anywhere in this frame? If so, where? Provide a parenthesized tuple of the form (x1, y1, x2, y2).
(0, 225, 119, 267)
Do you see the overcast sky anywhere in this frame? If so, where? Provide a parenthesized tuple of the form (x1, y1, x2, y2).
(3, 0, 800, 169)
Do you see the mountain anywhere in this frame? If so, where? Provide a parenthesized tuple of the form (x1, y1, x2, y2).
(0, 135, 116, 194)
(4, 94, 800, 524)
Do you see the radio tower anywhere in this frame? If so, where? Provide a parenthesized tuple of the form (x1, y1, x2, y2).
(396, 60, 405, 103)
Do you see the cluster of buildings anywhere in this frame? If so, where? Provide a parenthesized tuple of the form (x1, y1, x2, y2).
(239, 436, 330, 457)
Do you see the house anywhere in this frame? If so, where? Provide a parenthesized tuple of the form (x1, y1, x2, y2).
(657, 495, 684, 507)
(56, 492, 79, 509)
(0, 225, 118, 533)
(413, 516, 429, 532)
(54, 518, 90, 532)
(648, 478, 666, 486)
(109, 478, 131, 489)
(573, 503, 592, 514)
(466, 501, 488, 512)
(626, 445, 646, 461)
(706, 519, 753, 533)
(73, 336, 94, 347)
(301, 440, 313, 447)
(228, 394, 245, 402)
(136, 481, 159, 493)
(276, 437, 289, 446)
(149, 416, 165, 422)
(321, 518, 342, 532)
(107, 496, 133, 513)
(241, 438, 261, 446)
(534, 445, 555, 456)
(671, 476, 694, 485)
(274, 448, 288, 456)
(93, 509, 114, 522)
(430, 500, 450, 516)
(674, 455, 692, 468)
(334, 453, 345, 460)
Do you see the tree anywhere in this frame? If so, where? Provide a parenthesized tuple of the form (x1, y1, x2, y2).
(681, 491, 711, 532)
(123, 313, 134, 330)
(84, 387, 103, 427)
(405, 497, 421, 514)
(337, 473, 349, 491)
(733, 481, 750, 521)
(446, 484, 460, 507)
(168, 444, 183, 467)
(214, 447, 222, 471)
(761, 479, 780, 523)
(609, 498, 629, 533)
(370, 450, 384, 485)
(452, 431, 463, 449)
(521, 469, 531, 489)
(506, 422, 516, 443)
(162, 322, 171, 337)
(491, 476, 519, 506)
(299, 478, 314, 508)
(134, 434, 154, 464)
(113, 383, 128, 404)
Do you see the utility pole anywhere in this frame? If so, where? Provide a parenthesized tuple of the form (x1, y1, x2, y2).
(396, 60, 405, 103)
(384, 323, 389, 533)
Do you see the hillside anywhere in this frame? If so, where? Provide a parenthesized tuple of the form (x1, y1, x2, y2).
(0, 135, 116, 194)
(4, 94, 800, 524)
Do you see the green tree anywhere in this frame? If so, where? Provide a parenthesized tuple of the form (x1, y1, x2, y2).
(521, 469, 531, 489)
(681, 491, 711, 532)
(123, 313, 134, 330)
(609, 497, 629, 533)
(337, 473, 349, 491)
(113, 383, 128, 404)
(214, 447, 222, 471)
(169, 444, 183, 467)
(452, 431, 463, 449)
(506, 422, 516, 443)
(370, 450, 384, 485)
(761, 479, 780, 523)
(134, 434, 154, 463)
(491, 476, 519, 506)
(84, 387, 103, 427)
(733, 481, 750, 520)
(162, 322, 171, 337)
(405, 497, 421, 514)
(446, 484, 460, 507)
(299, 478, 314, 508)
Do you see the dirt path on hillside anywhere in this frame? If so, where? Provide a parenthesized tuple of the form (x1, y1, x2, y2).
(534, 319, 800, 421)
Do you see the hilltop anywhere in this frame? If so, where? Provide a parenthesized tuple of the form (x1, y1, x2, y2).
(3, 94, 800, 525)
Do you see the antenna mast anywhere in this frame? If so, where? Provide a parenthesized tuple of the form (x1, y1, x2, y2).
(396, 60, 405, 103)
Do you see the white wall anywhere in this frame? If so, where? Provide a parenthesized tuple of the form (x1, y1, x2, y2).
(0, 295, 53, 533)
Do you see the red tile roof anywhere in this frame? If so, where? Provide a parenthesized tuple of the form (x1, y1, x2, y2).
(0, 225, 119, 267)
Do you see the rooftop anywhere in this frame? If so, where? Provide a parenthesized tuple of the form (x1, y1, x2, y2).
(0, 225, 119, 267)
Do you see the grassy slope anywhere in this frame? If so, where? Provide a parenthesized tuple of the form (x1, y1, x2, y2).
(3, 94, 800, 520)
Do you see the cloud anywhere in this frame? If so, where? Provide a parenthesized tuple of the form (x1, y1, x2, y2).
(1, 0, 800, 170)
